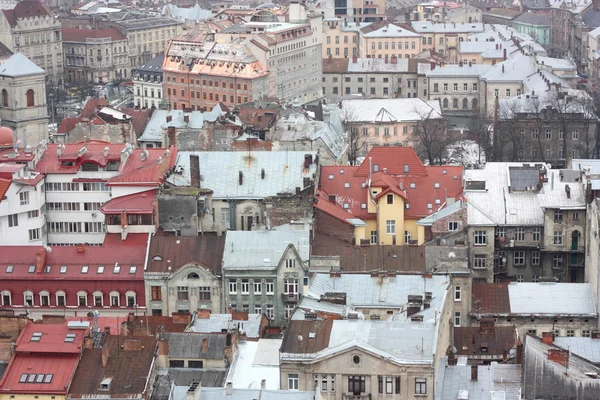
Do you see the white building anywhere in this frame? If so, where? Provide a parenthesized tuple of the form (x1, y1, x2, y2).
(133, 54, 164, 109)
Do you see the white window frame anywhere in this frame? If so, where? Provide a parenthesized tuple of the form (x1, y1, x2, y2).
(288, 374, 299, 390)
(241, 279, 249, 294)
(109, 291, 120, 307)
(56, 290, 66, 306)
(448, 221, 458, 231)
(473, 255, 486, 269)
(229, 279, 237, 294)
(386, 220, 395, 235)
(474, 230, 487, 245)
(454, 312, 461, 327)
(77, 291, 88, 306)
(93, 291, 103, 307)
(1, 290, 11, 306)
(454, 286, 461, 301)
(39, 290, 50, 306)
(19, 191, 29, 205)
(126, 291, 136, 307)
(266, 280, 274, 295)
(24, 290, 33, 306)
(254, 281, 262, 294)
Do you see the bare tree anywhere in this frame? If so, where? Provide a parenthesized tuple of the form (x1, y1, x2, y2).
(338, 104, 364, 165)
(468, 114, 493, 164)
(410, 107, 454, 165)
(494, 100, 533, 161)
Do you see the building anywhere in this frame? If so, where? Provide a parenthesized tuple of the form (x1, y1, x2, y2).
(62, 28, 129, 85)
(320, 0, 386, 22)
(414, 1, 482, 24)
(315, 147, 463, 246)
(280, 277, 454, 400)
(0, 238, 147, 318)
(227, 338, 282, 389)
(426, 63, 490, 114)
(0, 153, 46, 246)
(588, 26, 600, 89)
(453, 320, 519, 363)
(188, 310, 269, 340)
(68, 336, 157, 400)
(171, 382, 317, 400)
(358, 22, 422, 59)
(481, 8, 523, 25)
(0, 0, 63, 87)
(471, 282, 598, 338)
(513, 12, 551, 47)
(0, 323, 85, 400)
(553, 334, 600, 365)
(322, 56, 431, 102)
(156, 332, 232, 369)
(339, 98, 444, 156)
(144, 235, 225, 316)
(410, 21, 485, 61)
(322, 19, 365, 58)
(134, 54, 165, 109)
(222, 226, 310, 325)
(464, 163, 587, 282)
(0, 53, 49, 146)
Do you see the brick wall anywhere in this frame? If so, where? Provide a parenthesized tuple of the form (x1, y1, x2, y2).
(264, 188, 314, 228)
(314, 209, 354, 244)
(431, 205, 467, 236)
(548, 349, 569, 367)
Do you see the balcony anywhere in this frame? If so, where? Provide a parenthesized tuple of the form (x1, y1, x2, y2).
(540, 245, 585, 253)
(344, 394, 370, 400)
(281, 293, 299, 303)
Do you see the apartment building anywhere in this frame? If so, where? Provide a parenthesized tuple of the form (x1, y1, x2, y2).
(464, 163, 586, 283)
(413, 1, 482, 24)
(359, 22, 422, 59)
(322, 19, 364, 58)
(320, 0, 386, 22)
(426, 63, 489, 113)
(62, 28, 129, 84)
(410, 21, 484, 61)
(133, 54, 165, 109)
(322, 56, 430, 101)
(0, 0, 63, 86)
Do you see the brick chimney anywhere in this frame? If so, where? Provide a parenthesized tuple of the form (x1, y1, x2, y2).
(592, 330, 600, 339)
(101, 345, 109, 368)
(184, 115, 190, 124)
(197, 309, 211, 319)
(35, 248, 47, 274)
(542, 332, 554, 345)
(84, 337, 94, 349)
(201, 338, 208, 353)
(167, 127, 177, 148)
(158, 339, 169, 355)
(352, 55, 358, 63)
(328, 194, 336, 203)
(190, 154, 200, 188)
(123, 338, 143, 352)
(548, 349, 569, 367)
(471, 365, 478, 381)
(479, 318, 495, 336)
(166, 115, 172, 123)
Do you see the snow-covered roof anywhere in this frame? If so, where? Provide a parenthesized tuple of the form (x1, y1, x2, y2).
(480, 52, 536, 82)
(536, 56, 576, 70)
(363, 23, 421, 38)
(226, 339, 281, 389)
(162, 3, 212, 21)
(340, 98, 442, 123)
(411, 21, 484, 33)
(0, 53, 44, 77)
(508, 283, 596, 316)
(426, 63, 491, 77)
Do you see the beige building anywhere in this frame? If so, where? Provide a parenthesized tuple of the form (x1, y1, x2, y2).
(321, 0, 386, 22)
(359, 22, 422, 59)
(322, 19, 363, 58)
(0, 0, 63, 87)
(410, 21, 484, 61)
(426, 63, 489, 113)
(0, 53, 49, 146)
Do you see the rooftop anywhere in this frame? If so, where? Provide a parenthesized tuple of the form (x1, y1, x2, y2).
(106, 147, 177, 187)
(553, 336, 600, 364)
(411, 21, 484, 33)
(340, 98, 442, 123)
(0, 53, 44, 77)
(62, 27, 126, 42)
(163, 333, 227, 360)
(188, 313, 263, 339)
(170, 385, 315, 400)
(362, 22, 421, 37)
(33, 141, 123, 174)
(226, 339, 281, 389)
(146, 235, 225, 274)
(139, 107, 224, 143)
(153, 368, 226, 400)
(454, 325, 518, 358)
(426, 63, 492, 77)
(137, 54, 165, 73)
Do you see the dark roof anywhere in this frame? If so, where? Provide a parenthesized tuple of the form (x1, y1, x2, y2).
(62, 28, 126, 42)
(454, 325, 518, 357)
(80, 98, 110, 119)
(281, 320, 333, 354)
(162, 333, 226, 359)
(152, 369, 226, 400)
(3, 1, 51, 27)
(312, 230, 426, 272)
(0, 362, 7, 380)
(472, 283, 511, 314)
(147, 235, 226, 274)
(581, 5, 600, 29)
(322, 58, 349, 73)
(483, 7, 523, 18)
(513, 11, 550, 25)
(137, 54, 165, 74)
(57, 117, 81, 135)
(68, 336, 157, 397)
(128, 316, 189, 334)
(0, 42, 12, 60)
(519, 0, 552, 10)
(237, 108, 278, 131)
(120, 108, 153, 138)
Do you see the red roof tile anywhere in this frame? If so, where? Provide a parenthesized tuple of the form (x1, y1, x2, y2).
(14, 323, 84, 354)
(119, 108, 153, 138)
(313, 189, 354, 225)
(0, 177, 10, 201)
(354, 147, 427, 177)
(472, 283, 511, 314)
(80, 98, 110, 119)
(0, 148, 36, 163)
(33, 141, 123, 174)
(106, 147, 177, 186)
(56, 118, 81, 135)
(62, 28, 126, 42)
(102, 233, 148, 246)
(101, 189, 156, 214)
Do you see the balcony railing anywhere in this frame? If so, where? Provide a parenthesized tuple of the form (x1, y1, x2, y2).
(281, 293, 299, 303)
(344, 394, 370, 400)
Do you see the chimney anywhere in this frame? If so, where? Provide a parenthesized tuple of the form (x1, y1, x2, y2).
(166, 115, 172, 123)
(303, 177, 310, 188)
(565, 185, 571, 199)
(385, 56, 388, 64)
(503, 48, 507, 60)
(328, 194, 336, 203)
(226, 382, 233, 396)
(502, 65, 505, 73)
(479, 318, 495, 335)
(304, 154, 312, 168)
(35, 248, 47, 273)
(158, 339, 169, 355)
(459, 61, 463, 67)
(201, 337, 208, 353)
(184, 115, 190, 124)
(197, 309, 211, 319)
(542, 332, 554, 345)
(495, 43, 498, 49)
(352, 55, 357, 63)
(190, 154, 200, 188)
(261, 380, 266, 390)
(84, 337, 94, 349)
(471, 365, 478, 381)
(261, 168, 265, 179)
(548, 349, 569, 368)
(101, 345, 109, 368)
(167, 127, 177, 148)
(469, 61, 472, 67)
(123, 338, 143, 352)
(238, 171, 243, 185)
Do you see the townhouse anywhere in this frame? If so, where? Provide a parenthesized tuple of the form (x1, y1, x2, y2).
(358, 22, 422, 59)
(322, 19, 365, 58)
(410, 21, 485, 61)
(134, 54, 165, 110)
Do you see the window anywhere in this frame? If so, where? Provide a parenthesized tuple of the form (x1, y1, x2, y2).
(188, 360, 203, 368)
(28, 265, 35, 273)
(1, 89, 7, 107)
(169, 360, 184, 368)
(77, 292, 87, 306)
(386, 220, 395, 235)
(93, 292, 103, 307)
(126, 291, 136, 307)
(553, 231, 563, 245)
(404, 231, 411, 244)
(532, 129, 539, 139)
(370, 231, 377, 244)
(2, 291, 11, 306)
(583, 330, 591, 338)
(288, 374, 299, 390)
(532, 251, 540, 265)
(473, 255, 486, 269)
(533, 228, 541, 242)
(415, 378, 427, 395)
(19, 191, 29, 205)
(266, 280, 274, 294)
(113, 264, 121, 274)
(566, 330, 575, 337)
(474, 230, 487, 245)
(387, 194, 393, 204)
(27, 210, 39, 219)
(348, 376, 365, 394)
(572, 211, 580, 220)
(385, 377, 393, 394)
(454, 312, 461, 327)
(151, 286, 161, 301)
(514, 251, 525, 265)
(8, 214, 18, 227)
(26, 89, 34, 107)
(516, 275, 524, 282)
(505, 89, 511, 97)
(229, 280, 237, 294)
(573, 129, 579, 140)
(110, 292, 119, 306)
(177, 286, 189, 300)
(553, 254, 564, 269)
(515, 228, 525, 241)
(81, 265, 89, 274)
(199, 287, 211, 301)
(241, 279, 249, 294)
(28, 229, 40, 241)
(545, 129, 552, 139)
(285, 259, 296, 268)
(284, 279, 298, 294)
(448, 221, 458, 231)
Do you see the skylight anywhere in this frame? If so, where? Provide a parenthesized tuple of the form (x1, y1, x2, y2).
(64, 333, 76, 343)
(60, 266, 67, 274)
(30, 332, 42, 342)
(28, 266, 35, 273)
(81, 266, 89, 274)
(6, 265, 13, 273)
(97, 266, 105, 274)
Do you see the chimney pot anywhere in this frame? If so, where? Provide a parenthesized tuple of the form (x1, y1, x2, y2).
(238, 171, 243, 185)
(471, 365, 478, 381)
(261, 380, 266, 390)
(226, 382, 233, 396)
(542, 332, 554, 345)
(202, 337, 208, 353)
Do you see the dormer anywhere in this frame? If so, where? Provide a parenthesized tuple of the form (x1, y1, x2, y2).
(99, 377, 112, 391)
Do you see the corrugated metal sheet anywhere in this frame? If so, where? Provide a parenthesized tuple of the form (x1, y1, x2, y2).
(163, 333, 226, 359)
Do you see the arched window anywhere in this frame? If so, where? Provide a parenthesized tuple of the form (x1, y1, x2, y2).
(26, 89, 34, 107)
(462, 98, 468, 109)
(472, 98, 478, 109)
(55, 290, 66, 306)
(1, 290, 11, 306)
(109, 291, 120, 307)
(93, 291, 103, 307)
(24, 290, 33, 306)
(144, 88, 148, 97)
(39, 290, 50, 306)
(125, 291, 136, 307)
(188, 272, 200, 279)
(452, 98, 458, 109)
(545, 146, 552, 159)
(442, 98, 448, 108)
(77, 291, 88, 307)
(2, 89, 7, 107)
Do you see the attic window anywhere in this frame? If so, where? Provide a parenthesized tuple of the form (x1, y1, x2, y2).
(19, 374, 27, 383)
(81, 266, 89, 274)
(129, 266, 137, 274)
(343, 204, 349, 209)
(374, 164, 379, 172)
(60, 266, 67, 274)
(64, 333, 76, 343)
(30, 332, 42, 342)
(152, 255, 163, 261)
(344, 182, 350, 188)
(6, 265, 13, 273)
(114, 264, 121, 274)
(28, 265, 35, 273)
(35, 374, 44, 383)
(435, 199, 441, 204)
(340, 169, 344, 174)
(44, 375, 53, 383)
(97, 266, 105, 274)
(434, 182, 440, 188)
(99, 378, 112, 391)
(43, 266, 51, 274)
(427, 204, 433, 209)
(442, 169, 447, 174)
(188, 273, 200, 279)
(404, 164, 409, 173)
(361, 203, 367, 209)
(410, 183, 416, 189)
(405, 203, 410, 209)
(328, 174, 334, 180)
(27, 375, 36, 383)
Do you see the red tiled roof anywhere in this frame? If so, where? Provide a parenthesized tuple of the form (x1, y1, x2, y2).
(100, 189, 156, 214)
(313, 189, 354, 225)
(13, 173, 44, 186)
(119, 108, 153, 138)
(56, 118, 81, 135)
(0, 177, 10, 201)
(0, 354, 79, 394)
(472, 283, 511, 314)
(0, 148, 36, 163)
(106, 147, 177, 186)
(62, 28, 126, 42)
(14, 323, 84, 354)
(80, 98, 110, 119)
(102, 233, 148, 246)
(354, 147, 427, 177)
(33, 141, 123, 174)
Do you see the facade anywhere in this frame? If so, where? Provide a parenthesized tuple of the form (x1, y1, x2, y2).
(134, 54, 165, 109)
(157, 332, 231, 369)
(320, 0, 386, 22)
(144, 235, 225, 316)
(0, 239, 147, 318)
(0, 53, 49, 146)
(358, 22, 422, 59)
(0, 0, 63, 86)
(410, 21, 485, 61)
(414, 2, 482, 24)
(62, 28, 129, 84)
(426, 63, 489, 114)
(322, 19, 364, 58)
(513, 12, 551, 47)
(222, 227, 310, 326)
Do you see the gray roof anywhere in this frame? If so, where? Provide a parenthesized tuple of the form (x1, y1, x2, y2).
(417, 199, 464, 226)
(514, 11, 551, 25)
(226, 339, 281, 389)
(139, 107, 224, 143)
(137, 54, 165, 74)
(582, 7, 600, 29)
(435, 358, 521, 400)
(152, 368, 226, 400)
(508, 282, 596, 316)
(346, 57, 410, 73)
(508, 166, 539, 191)
(170, 386, 315, 400)
(189, 314, 263, 338)
(537, 170, 586, 209)
(553, 337, 600, 363)
(0, 53, 44, 77)
(167, 151, 317, 199)
(162, 4, 212, 21)
(116, 16, 182, 30)
(223, 227, 310, 269)
(162, 333, 227, 359)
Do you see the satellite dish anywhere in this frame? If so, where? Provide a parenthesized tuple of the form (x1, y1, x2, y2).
(298, 335, 303, 342)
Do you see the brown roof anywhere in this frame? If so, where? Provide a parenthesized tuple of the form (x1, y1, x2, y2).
(312, 230, 426, 272)
(322, 57, 349, 73)
(3, 1, 51, 27)
(129, 316, 188, 335)
(237, 108, 278, 131)
(454, 325, 518, 357)
(57, 117, 81, 135)
(281, 320, 333, 354)
(68, 335, 157, 397)
(472, 283, 511, 314)
(80, 98, 110, 119)
(62, 28, 126, 42)
(120, 108, 153, 138)
(146, 235, 226, 274)
(484, 7, 523, 18)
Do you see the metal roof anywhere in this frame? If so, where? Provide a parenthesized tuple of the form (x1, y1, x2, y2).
(226, 339, 281, 389)
(170, 386, 315, 400)
(340, 98, 442, 123)
(0, 53, 44, 77)
(167, 151, 317, 198)
(537, 170, 586, 210)
(153, 368, 226, 400)
(553, 337, 600, 363)
(189, 314, 263, 338)
(508, 283, 597, 316)
(222, 226, 310, 269)
(162, 333, 227, 360)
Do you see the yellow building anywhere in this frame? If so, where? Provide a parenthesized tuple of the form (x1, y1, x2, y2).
(358, 22, 422, 59)
(315, 146, 464, 246)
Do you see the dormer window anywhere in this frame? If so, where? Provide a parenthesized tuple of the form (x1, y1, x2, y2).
(28, 265, 35, 273)
(81, 266, 89, 274)
(187, 273, 200, 279)
(99, 378, 112, 391)
(152, 255, 162, 261)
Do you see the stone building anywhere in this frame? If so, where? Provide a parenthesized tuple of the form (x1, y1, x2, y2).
(358, 22, 422, 59)
(134, 54, 165, 110)
(0, 0, 63, 87)
(320, 0, 386, 22)
(144, 235, 225, 316)
(222, 226, 310, 326)
(322, 19, 364, 58)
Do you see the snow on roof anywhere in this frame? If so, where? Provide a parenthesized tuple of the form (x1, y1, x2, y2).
(426, 63, 491, 77)
(340, 98, 442, 123)
(0, 52, 44, 77)
(163, 3, 212, 21)
(226, 340, 281, 389)
(346, 57, 410, 73)
(508, 283, 596, 316)
(139, 107, 224, 143)
(480, 52, 537, 82)
(537, 170, 586, 210)
(536, 56, 576, 70)
(363, 23, 421, 37)
(189, 314, 263, 338)
(411, 21, 484, 33)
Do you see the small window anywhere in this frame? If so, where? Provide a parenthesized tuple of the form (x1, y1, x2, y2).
(97, 266, 104, 274)
(410, 183, 416, 189)
(28, 374, 36, 383)
(28, 265, 35, 273)
(6, 265, 13, 273)
(19, 374, 27, 383)
(129, 266, 137, 274)
(114, 265, 121, 274)
(44, 374, 53, 383)
(387, 194, 393, 204)
(81, 266, 89, 274)
(60, 266, 67, 274)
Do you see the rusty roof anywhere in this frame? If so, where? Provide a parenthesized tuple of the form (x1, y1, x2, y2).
(68, 336, 156, 397)
(281, 320, 333, 354)
(237, 108, 278, 131)
(454, 325, 517, 357)
(322, 58, 349, 73)
(146, 235, 226, 274)
(472, 283, 511, 314)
